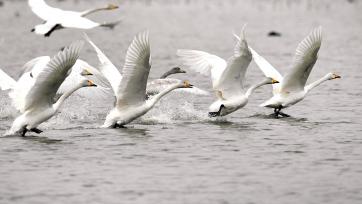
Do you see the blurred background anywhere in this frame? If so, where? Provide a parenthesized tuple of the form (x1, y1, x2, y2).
(0, 1, 361, 204)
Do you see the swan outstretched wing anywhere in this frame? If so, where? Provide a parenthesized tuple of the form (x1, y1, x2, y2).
(177, 49, 227, 89)
(9, 57, 50, 111)
(249, 47, 283, 95)
(215, 26, 252, 98)
(22, 41, 83, 112)
(116, 31, 151, 106)
(84, 34, 121, 95)
(146, 78, 209, 96)
(28, 0, 62, 21)
(281, 27, 322, 92)
(0, 69, 16, 91)
(18, 56, 50, 78)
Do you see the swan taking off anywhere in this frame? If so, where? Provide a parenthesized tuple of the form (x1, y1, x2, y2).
(250, 27, 341, 118)
(4, 42, 98, 136)
(177, 26, 279, 117)
(84, 31, 193, 128)
(28, 0, 120, 37)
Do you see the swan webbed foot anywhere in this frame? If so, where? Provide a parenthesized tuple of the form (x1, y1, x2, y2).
(208, 112, 219, 117)
(113, 123, 126, 128)
(273, 106, 290, 118)
(279, 112, 291, 117)
(30, 128, 43, 134)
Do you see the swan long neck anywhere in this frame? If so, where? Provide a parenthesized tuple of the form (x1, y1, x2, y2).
(245, 80, 268, 98)
(147, 84, 181, 107)
(53, 83, 83, 111)
(160, 70, 176, 79)
(304, 74, 330, 93)
(80, 6, 111, 17)
(160, 71, 171, 79)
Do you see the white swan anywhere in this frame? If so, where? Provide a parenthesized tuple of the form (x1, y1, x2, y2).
(177, 26, 279, 117)
(250, 27, 341, 117)
(28, 0, 120, 37)
(4, 42, 97, 136)
(85, 31, 193, 128)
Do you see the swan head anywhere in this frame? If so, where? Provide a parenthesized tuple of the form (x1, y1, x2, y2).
(170, 67, 186, 74)
(182, 80, 193, 88)
(81, 80, 97, 87)
(160, 67, 186, 78)
(327, 73, 341, 80)
(263, 77, 280, 85)
(80, 69, 93, 76)
(106, 4, 119, 10)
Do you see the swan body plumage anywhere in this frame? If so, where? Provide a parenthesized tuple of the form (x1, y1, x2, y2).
(250, 27, 341, 117)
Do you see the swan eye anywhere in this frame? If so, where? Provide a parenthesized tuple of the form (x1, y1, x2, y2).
(107, 4, 119, 10)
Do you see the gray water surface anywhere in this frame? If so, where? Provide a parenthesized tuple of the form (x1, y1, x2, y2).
(0, 0, 362, 203)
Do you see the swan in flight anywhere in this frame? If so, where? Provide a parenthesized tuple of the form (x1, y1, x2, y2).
(28, 0, 120, 37)
(177, 26, 279, 117)
(250, 27, 341, 117)
(4, 42, 98, 136)
(84, 31, 193, 128)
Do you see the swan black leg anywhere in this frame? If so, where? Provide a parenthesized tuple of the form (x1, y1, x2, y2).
(21, 128, 28, 137)
(30, 128, 43, 134)
(274, 106, 290, 118)
(208, 104, 225, 118)
(274, 106, 285, 118)
(274, 107, 280, 118)
(44, 24, 62, 37)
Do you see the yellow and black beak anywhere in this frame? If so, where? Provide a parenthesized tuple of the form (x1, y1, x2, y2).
(333, 74, 341, 79)
(184, 80, 194, 88)
(107, 4, 119, 10)
(271, 79, 280, 84)
(87, 80, 97, 87)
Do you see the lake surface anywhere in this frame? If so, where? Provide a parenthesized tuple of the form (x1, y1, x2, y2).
(0, 0, 362, 203)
